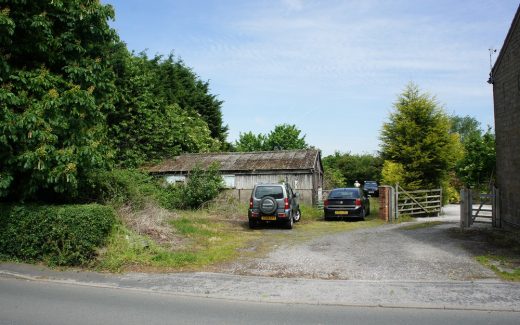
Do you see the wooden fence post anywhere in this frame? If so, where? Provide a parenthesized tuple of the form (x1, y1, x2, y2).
(460, 188, 468, 229)
(395, 183, 399, 221)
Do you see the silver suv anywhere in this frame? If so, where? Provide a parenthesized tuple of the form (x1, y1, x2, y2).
(248, 183, 301, 229)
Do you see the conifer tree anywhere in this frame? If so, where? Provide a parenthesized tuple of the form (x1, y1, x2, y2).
(380, 83, 461, 189)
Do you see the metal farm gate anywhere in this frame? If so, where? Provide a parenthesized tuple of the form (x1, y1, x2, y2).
(379, 184, 442, 222)
(395, 184, 442, 219)
(460, 187, 500, 228)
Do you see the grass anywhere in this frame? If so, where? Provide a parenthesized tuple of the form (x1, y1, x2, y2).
(396, 214, 416, 223)
(473, 229, 520, 281)
(95, 197, 386, 272)
(96, 201, 260, 272)
(476, 255, 520, 282)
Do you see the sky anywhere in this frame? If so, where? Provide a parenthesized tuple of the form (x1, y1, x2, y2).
(104, 0, 519, 156)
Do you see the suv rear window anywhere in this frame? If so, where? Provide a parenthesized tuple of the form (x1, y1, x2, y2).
(254, 186, 284, 199)
(329, 189, 359, 199)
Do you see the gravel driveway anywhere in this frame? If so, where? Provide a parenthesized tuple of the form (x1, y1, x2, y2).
(219, 206, 497, 281)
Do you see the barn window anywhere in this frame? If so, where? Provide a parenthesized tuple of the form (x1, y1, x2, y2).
(222, 175, 236, 188)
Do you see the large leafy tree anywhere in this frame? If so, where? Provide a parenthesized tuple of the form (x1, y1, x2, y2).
(380, 83, 461, 189)
(0, 0, 117, 200)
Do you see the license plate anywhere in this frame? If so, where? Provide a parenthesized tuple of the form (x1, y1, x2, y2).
(335, 211, 348, 215)
(261, 216, 277, 221)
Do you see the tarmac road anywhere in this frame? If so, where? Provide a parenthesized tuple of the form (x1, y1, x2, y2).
(1, 275, 519, 325)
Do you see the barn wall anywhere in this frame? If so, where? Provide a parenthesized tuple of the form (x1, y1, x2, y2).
(234, 173, 314, 205)
(235, 173, 313, 191)
(159, 172, 316, 205)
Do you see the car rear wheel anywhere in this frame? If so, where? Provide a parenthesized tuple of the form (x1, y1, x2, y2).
(284, 213, 294, 229)
(360, 208, 366, 221)
(249, 219, 258, 229)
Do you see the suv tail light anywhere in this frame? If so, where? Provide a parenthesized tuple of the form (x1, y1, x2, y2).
(284, 198, 289, 209)
(324, 200, 329, 207)
(355, 199, 362, 207)
(249, 197, 253, 209)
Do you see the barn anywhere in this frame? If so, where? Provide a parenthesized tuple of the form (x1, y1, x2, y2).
(489, 4, 520, 229)
(147, 149, 324, 205)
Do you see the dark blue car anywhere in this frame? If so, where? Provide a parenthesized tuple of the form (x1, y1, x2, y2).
(324, 187, 370, 220)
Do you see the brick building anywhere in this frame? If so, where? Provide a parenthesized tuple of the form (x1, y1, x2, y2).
(490, 5, 520, 228)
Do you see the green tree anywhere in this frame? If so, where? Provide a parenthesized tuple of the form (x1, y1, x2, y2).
(154, 55, 228, 142)
(323, 168, 346, 189)
(322, 151, 382, 187)
(449, 115, 481, 143)
(234, 124, 308, 152)
(456, 128, 496, 189)
(381, 161, 405, 186)
(265, 124, 308, 150)
(234, 131, 266, 152)
(0, 0, 117, 200)
(108, 50, 219, 167)
(380, 83, 461, 189)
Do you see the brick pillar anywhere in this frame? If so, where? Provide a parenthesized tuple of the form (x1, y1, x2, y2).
(379, 186, 393, 222)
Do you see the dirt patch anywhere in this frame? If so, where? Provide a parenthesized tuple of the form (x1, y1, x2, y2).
(118, 203, 186, 249)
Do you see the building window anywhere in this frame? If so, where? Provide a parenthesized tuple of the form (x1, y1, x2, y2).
(222, 175, 236, 188)
(165, 175, 186, 185)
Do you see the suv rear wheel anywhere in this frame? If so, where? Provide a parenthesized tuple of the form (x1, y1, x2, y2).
(293, 209, 301, 223)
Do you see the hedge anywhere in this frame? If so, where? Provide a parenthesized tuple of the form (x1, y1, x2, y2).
(0, 204, 116, 266)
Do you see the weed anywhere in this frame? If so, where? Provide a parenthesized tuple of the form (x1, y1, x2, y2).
(476, 255, 520, 282)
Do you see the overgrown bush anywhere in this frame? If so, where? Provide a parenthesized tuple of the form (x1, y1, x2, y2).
(86, 169, 160, 209)
(87, 166, 224, 211)
(0, 204, 116, 266)
(160, 164, 224, 209)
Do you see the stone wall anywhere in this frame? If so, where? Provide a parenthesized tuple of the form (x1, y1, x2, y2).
(492, 7, 520, 228)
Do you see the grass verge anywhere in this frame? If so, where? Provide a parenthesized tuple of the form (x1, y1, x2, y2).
(476, 255, 520, 282)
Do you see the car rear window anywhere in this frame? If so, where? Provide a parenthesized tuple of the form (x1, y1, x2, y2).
(329, 189, 359, 199)
(254, 186, 284, 199)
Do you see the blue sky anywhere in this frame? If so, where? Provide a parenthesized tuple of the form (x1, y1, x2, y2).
(104, 0, 519, 156)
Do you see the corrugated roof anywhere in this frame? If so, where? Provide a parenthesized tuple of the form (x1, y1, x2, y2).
(147, 149, 320, 174)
